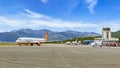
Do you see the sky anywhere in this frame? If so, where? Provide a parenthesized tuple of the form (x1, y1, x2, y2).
(0, 0, 120, 33)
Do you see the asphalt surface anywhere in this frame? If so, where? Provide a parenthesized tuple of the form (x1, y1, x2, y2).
(0, 44, 120, 68)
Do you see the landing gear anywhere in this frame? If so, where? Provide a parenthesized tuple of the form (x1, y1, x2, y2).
(37, 42, 42, 46)
(31, 44, 33, 46)
(37, 43, 41, 46)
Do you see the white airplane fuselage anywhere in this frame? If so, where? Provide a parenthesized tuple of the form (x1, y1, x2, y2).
(16, 37, 44, 43)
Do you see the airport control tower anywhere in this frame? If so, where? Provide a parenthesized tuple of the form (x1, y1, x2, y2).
(102, 27, 111, 40)
(95, 27, 118, 41)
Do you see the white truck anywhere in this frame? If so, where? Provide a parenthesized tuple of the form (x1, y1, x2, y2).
(91, 40, 103, 47)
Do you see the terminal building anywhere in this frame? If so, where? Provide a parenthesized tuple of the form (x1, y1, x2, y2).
(95, 27, 119, 41)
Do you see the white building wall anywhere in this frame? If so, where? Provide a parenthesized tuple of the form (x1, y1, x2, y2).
(102, 27, 111, 40)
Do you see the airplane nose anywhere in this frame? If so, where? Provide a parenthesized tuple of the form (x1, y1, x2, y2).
(16, 40, 19, 42)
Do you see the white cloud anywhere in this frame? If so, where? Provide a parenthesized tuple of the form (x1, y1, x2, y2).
(85, 0, 98, 13)
(40, 0, 48, 3)
(0, 9, 120, 33)
(24, 9, 50, 19)
(100, 20, 120, 32)
(68, 0, 81, 11)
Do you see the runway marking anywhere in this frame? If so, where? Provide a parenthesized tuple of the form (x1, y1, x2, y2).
(68, 48, 88, 55)
(0, 58, 41, 66)
(54, 48, 70, 67)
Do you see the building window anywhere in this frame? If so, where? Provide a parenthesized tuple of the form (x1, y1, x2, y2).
(107, 31, 109, 38)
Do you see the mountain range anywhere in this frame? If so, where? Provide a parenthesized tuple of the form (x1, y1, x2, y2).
(0, 29, 101, 42)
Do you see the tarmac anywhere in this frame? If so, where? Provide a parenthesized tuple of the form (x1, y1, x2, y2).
(0, 44, 120, 68)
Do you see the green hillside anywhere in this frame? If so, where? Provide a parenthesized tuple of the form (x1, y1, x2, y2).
(112, 30, 120, 38)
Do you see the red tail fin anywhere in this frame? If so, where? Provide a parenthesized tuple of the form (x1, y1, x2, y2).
(44, 32, 48, 42)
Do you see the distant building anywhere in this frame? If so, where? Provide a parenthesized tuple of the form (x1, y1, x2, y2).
(95, 27, 118, 41)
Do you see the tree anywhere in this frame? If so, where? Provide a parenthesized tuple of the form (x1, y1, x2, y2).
(119, 36, 120, 43)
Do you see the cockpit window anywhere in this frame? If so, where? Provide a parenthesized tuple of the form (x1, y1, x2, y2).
(18, 39, 21, 40)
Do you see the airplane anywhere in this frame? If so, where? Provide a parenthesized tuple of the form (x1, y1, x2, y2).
(16, 32, 48, 46)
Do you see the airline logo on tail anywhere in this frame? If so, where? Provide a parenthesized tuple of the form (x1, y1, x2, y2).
(44, 32, 48, 42)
